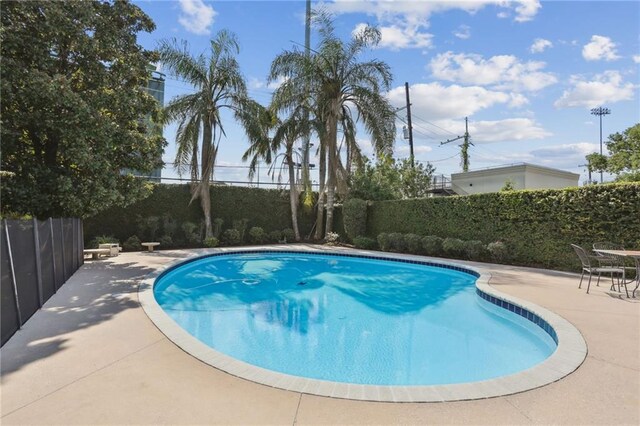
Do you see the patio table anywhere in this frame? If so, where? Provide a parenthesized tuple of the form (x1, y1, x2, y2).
(593, 249, 640, 298)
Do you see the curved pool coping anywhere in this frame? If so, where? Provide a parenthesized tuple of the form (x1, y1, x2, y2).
(138, 246, 587, 402)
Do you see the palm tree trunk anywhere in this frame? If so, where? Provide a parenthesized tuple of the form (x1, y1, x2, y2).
(314, 139, 326, 240)
(324, 102, 339, 238)
(287, 151, 301, 241)
(200, 120, 214, 239)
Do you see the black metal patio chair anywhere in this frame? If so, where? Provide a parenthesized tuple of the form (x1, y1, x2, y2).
(571, 244, 627, 296)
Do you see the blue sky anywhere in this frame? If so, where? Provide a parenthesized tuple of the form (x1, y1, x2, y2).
(135, 0, 640, 186)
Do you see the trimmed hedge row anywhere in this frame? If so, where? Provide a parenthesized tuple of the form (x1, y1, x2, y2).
(365, 183, 640, 271)
(84, 184, 316, 245)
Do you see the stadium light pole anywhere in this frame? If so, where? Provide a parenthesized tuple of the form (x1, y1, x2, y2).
(590, 106, 610, 183)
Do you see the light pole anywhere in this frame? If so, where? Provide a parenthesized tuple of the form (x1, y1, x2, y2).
(590, 106, 610, 183)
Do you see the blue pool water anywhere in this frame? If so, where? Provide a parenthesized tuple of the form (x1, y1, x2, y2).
(154, 252, 556, 385)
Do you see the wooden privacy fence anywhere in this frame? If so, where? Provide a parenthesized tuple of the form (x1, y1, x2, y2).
(1, 218, 84, 346)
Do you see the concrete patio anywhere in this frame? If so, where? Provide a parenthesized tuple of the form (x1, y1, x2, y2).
(1, 246, 638, 425)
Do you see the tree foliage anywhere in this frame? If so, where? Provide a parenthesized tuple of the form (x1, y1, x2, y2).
(605, 123, 640, 181)
(269, 9, 396, 238)
(349, 156, 435, 201)
(1, 0, 165, 218)
(586, 123, 640, 182)
(158, 31, 250, 238)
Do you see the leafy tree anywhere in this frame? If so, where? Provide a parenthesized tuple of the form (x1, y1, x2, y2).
(349, 155, 435, 201)
(270, 10, 396, 239)
(396, 158, 435, 199)
(585, 124, 640, 182)
(1, 0, 165, 217)
(585, 152, 608, 181)
(158, 31, 249, 238)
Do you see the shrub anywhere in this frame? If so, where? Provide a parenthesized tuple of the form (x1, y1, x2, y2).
(487, 241, 509, 263)
(248, 226, 267, 244)
(221, 229, 241, 246)
(123, 235, 141, 251)
(377, 233, 391, 251)
(203, 237, 219, 248)
(404, 233, 423, 254)
(268, 230, 282, 243)
(159, 235, 173, 248)
(464, 240, 487, 261)
(353, 236, 377, 250)
(343, 198, 367, 241)
(213, 218, 224, 239)
(88, 235, 119, 249)
(325, 232, 340, 245)
(232, 219, 249, 243)
(442, 237, 465, 258)
(137, 216, 160, 241)
(388, 232, 406, 253)
(161, 214, 178, 240)
(366, 183, 640, 271)
(422, 236, 443, 256)
(181, 222, 200, 245)
(281, 228, 295, 242)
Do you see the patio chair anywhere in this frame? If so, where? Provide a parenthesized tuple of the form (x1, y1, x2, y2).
(571, 244, 627, 296)
(593, 242, 637, 293)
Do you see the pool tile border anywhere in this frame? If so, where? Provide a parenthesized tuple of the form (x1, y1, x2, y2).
(138, 245, 587, 403)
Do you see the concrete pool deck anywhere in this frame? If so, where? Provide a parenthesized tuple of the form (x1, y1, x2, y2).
(1, 245, 639, 424)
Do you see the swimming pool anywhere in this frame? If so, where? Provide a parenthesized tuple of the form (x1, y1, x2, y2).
(140, 248, 587, 401)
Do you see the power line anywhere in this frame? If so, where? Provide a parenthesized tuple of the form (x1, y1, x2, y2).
(411, 113, 459, 137)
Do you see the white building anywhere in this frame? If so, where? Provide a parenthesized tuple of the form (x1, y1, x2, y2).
(450, 163, 580, 196)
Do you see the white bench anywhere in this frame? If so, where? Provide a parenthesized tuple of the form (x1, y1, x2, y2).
(84, 248, 111, 260)
(141, 242, 160, 252)
(98, 243, 121, 256)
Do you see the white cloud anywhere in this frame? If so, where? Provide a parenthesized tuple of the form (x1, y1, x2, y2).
(429, 51, 557, 92)
(530, 38, 552, 53)
(352, 22, 433, 50)
(248, 76, 288, 91)
(387, 83, 526, 121)
(330, 1, 540, 49)
(453, 25, 471, 40)
(554, 71, 636, 108)
(178, 0, 216, 35)
(582, 35, 620, 61)
(633, 55, 640, 64)
(419, 118, 550, 143)
(470, 142, 596, 171)
(471, 119, 551, 142)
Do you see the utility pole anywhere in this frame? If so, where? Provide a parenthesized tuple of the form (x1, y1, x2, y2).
(460, 117, 471, 172)
(405, 82, 414, 167)
(590, 106, 611, 183)
(440, 116, 473, 172)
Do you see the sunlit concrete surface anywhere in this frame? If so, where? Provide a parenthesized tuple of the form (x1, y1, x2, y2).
(2, 245, 638, 425)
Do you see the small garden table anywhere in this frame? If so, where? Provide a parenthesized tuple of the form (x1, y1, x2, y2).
(593, 249, 640, 298)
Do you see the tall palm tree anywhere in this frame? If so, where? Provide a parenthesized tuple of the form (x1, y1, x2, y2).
(270, 10, 396, 239)
(241, 102, 311, 241)
(159, 30, 248, 238)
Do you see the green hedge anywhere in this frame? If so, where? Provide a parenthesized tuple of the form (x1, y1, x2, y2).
(366, 183, 640, 270)
(84, 184, 316, 245)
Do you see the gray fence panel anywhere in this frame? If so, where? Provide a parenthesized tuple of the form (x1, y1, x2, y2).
(77, 219, 84, 268)
(1, 223, 19, 346)
(52, 219, 64, 288)
(62, 220, 73, 282)
(37, 220, 56, 301)
(6, 220, 40, 325)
